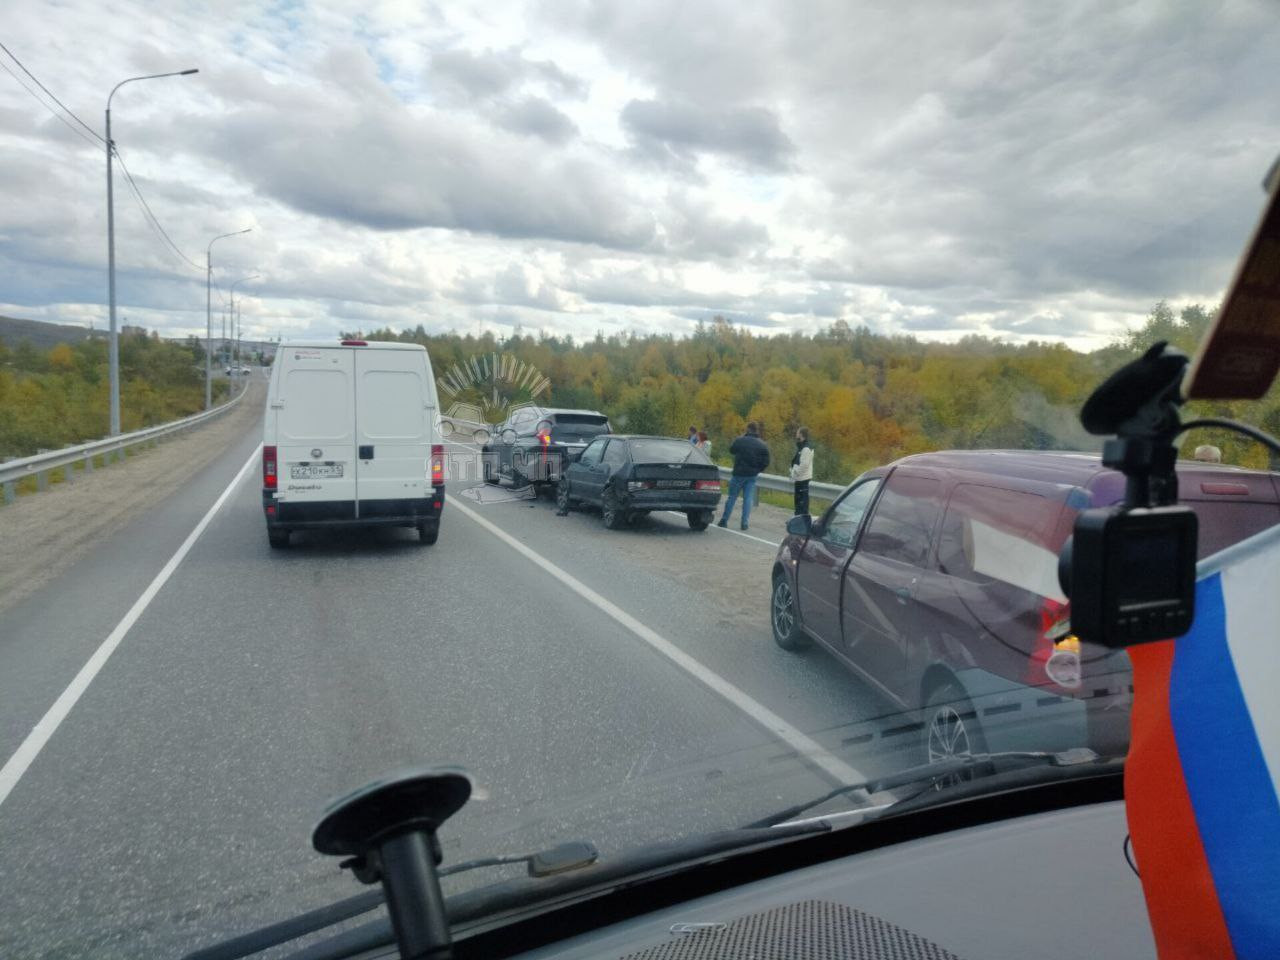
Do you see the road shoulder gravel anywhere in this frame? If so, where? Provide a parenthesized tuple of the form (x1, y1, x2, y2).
(0, 382, 264, 615)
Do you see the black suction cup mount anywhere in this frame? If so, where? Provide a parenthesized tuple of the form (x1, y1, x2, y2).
(314, 767, 473, 960)
(1081, 341, 1189, 508)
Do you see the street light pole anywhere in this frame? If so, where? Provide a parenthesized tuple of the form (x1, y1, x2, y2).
(227, 274, 259, 388)
(205, 228, 252, 409)
(105, 67, 198, 436)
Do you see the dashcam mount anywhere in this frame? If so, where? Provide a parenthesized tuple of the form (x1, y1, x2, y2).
(1081, 341, 1188, 508)
(1062, 342, 1200, 648)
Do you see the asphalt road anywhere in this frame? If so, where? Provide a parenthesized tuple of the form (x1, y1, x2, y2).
(0, 399, 909, 959)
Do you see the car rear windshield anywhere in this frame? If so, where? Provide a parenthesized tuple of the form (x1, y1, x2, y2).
(629, 439, 708, 463)
(936, 483, 1073, 599)
(551, 415, 610, 437)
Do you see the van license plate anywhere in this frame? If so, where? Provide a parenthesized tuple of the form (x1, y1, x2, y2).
(291, 463, 344, 479)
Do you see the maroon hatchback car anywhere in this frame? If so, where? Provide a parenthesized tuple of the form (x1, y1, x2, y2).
(770, 450, 1280, 764)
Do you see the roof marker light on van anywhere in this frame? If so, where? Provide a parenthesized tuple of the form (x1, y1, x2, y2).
(1200, 481, 1249, 496)
(341, 339, 367, 346)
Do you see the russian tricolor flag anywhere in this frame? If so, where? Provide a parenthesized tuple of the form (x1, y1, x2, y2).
(1126, 523, 1280, 960)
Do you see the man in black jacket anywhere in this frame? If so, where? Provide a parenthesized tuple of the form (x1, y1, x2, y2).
(718, 421, 770, 530)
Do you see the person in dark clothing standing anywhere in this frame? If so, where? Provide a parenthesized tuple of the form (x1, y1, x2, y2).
(790, 426, 813, 515)
(718, 421, 770, 530)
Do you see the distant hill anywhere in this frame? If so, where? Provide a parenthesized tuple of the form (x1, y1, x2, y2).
(0, 315, 96, 351)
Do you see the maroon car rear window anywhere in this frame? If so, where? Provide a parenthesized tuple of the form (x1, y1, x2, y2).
(936, 484, 1073, 597)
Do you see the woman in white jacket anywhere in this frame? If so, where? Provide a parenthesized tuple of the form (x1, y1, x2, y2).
(789, 427, 814, 515)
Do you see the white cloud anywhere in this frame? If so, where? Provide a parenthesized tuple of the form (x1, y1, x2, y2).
(0, 0, 1276, 349)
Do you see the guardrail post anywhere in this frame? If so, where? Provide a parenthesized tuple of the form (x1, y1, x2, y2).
(85, 454, 94, 473)
(63, 462, 73, 485)
(3, 480, 14, 504)
(36, 470, 48, 492)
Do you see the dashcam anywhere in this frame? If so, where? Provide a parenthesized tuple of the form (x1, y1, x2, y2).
(1060, 506, 1198, 648)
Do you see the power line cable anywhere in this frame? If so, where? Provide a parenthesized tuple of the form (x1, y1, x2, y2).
(114, 151, 194, 268)
(0, 56, 101, 148)
(0, 40, 103, 142)
(0, 44, 228, 297)
(112, 144, 204, 272)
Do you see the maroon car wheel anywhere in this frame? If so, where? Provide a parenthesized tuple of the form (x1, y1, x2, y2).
(771, 574, 810, 651)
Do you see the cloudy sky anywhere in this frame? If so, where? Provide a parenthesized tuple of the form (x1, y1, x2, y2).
(1, 0, 1277, 349)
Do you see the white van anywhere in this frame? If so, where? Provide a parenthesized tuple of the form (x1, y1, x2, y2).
(261, 339, 444, 547)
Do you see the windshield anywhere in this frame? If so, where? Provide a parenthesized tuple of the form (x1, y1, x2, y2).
(2, 3, 1279, 958)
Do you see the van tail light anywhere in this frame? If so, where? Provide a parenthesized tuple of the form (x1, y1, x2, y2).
(263, 445, 277, 490)
(1032, 597, 1081, 691)
(430, 444, 444, 485)
(340, 339, 367, 346)
(695, 479, 722, 491)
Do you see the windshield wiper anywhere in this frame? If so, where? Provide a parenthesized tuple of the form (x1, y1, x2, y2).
(742, 747, 1102, 829)
(183, 840, 600, 960)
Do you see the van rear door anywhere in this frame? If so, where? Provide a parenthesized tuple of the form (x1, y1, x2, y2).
(277, 348, 357, 512)
(355, 348, 432, 512)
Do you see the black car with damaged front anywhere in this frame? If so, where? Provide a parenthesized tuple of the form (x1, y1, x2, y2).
(556, 435, 722, 530)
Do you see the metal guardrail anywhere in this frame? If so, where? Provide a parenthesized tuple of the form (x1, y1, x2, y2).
(1, 382, 249, 505)
(716, 466, 846, 501)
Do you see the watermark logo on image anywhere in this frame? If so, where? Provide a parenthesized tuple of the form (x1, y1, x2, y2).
(434, 352, 557, 501)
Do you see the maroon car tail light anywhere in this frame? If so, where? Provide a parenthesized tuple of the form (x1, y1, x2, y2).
(263, 445, 278, 490)
(695, 479, 722, 491)
(430, 444, 444, 485)
(1033, 597, 1082, 691)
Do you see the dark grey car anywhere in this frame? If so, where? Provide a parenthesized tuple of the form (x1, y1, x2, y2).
(483, 407, 611, 495)
(557, 436, 723, 530)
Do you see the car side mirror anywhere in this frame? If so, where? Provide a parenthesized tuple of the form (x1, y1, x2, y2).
(500, 428, 517, 445)
(786, 515, 812, 536)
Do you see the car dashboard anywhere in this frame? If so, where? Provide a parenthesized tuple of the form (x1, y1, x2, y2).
(477, 799, 1153, 960)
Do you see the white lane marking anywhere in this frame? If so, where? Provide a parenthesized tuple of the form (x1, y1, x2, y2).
(0, 444, 262, 810)
(661, 511, 781, 548)
(450, 497, 865, 787)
